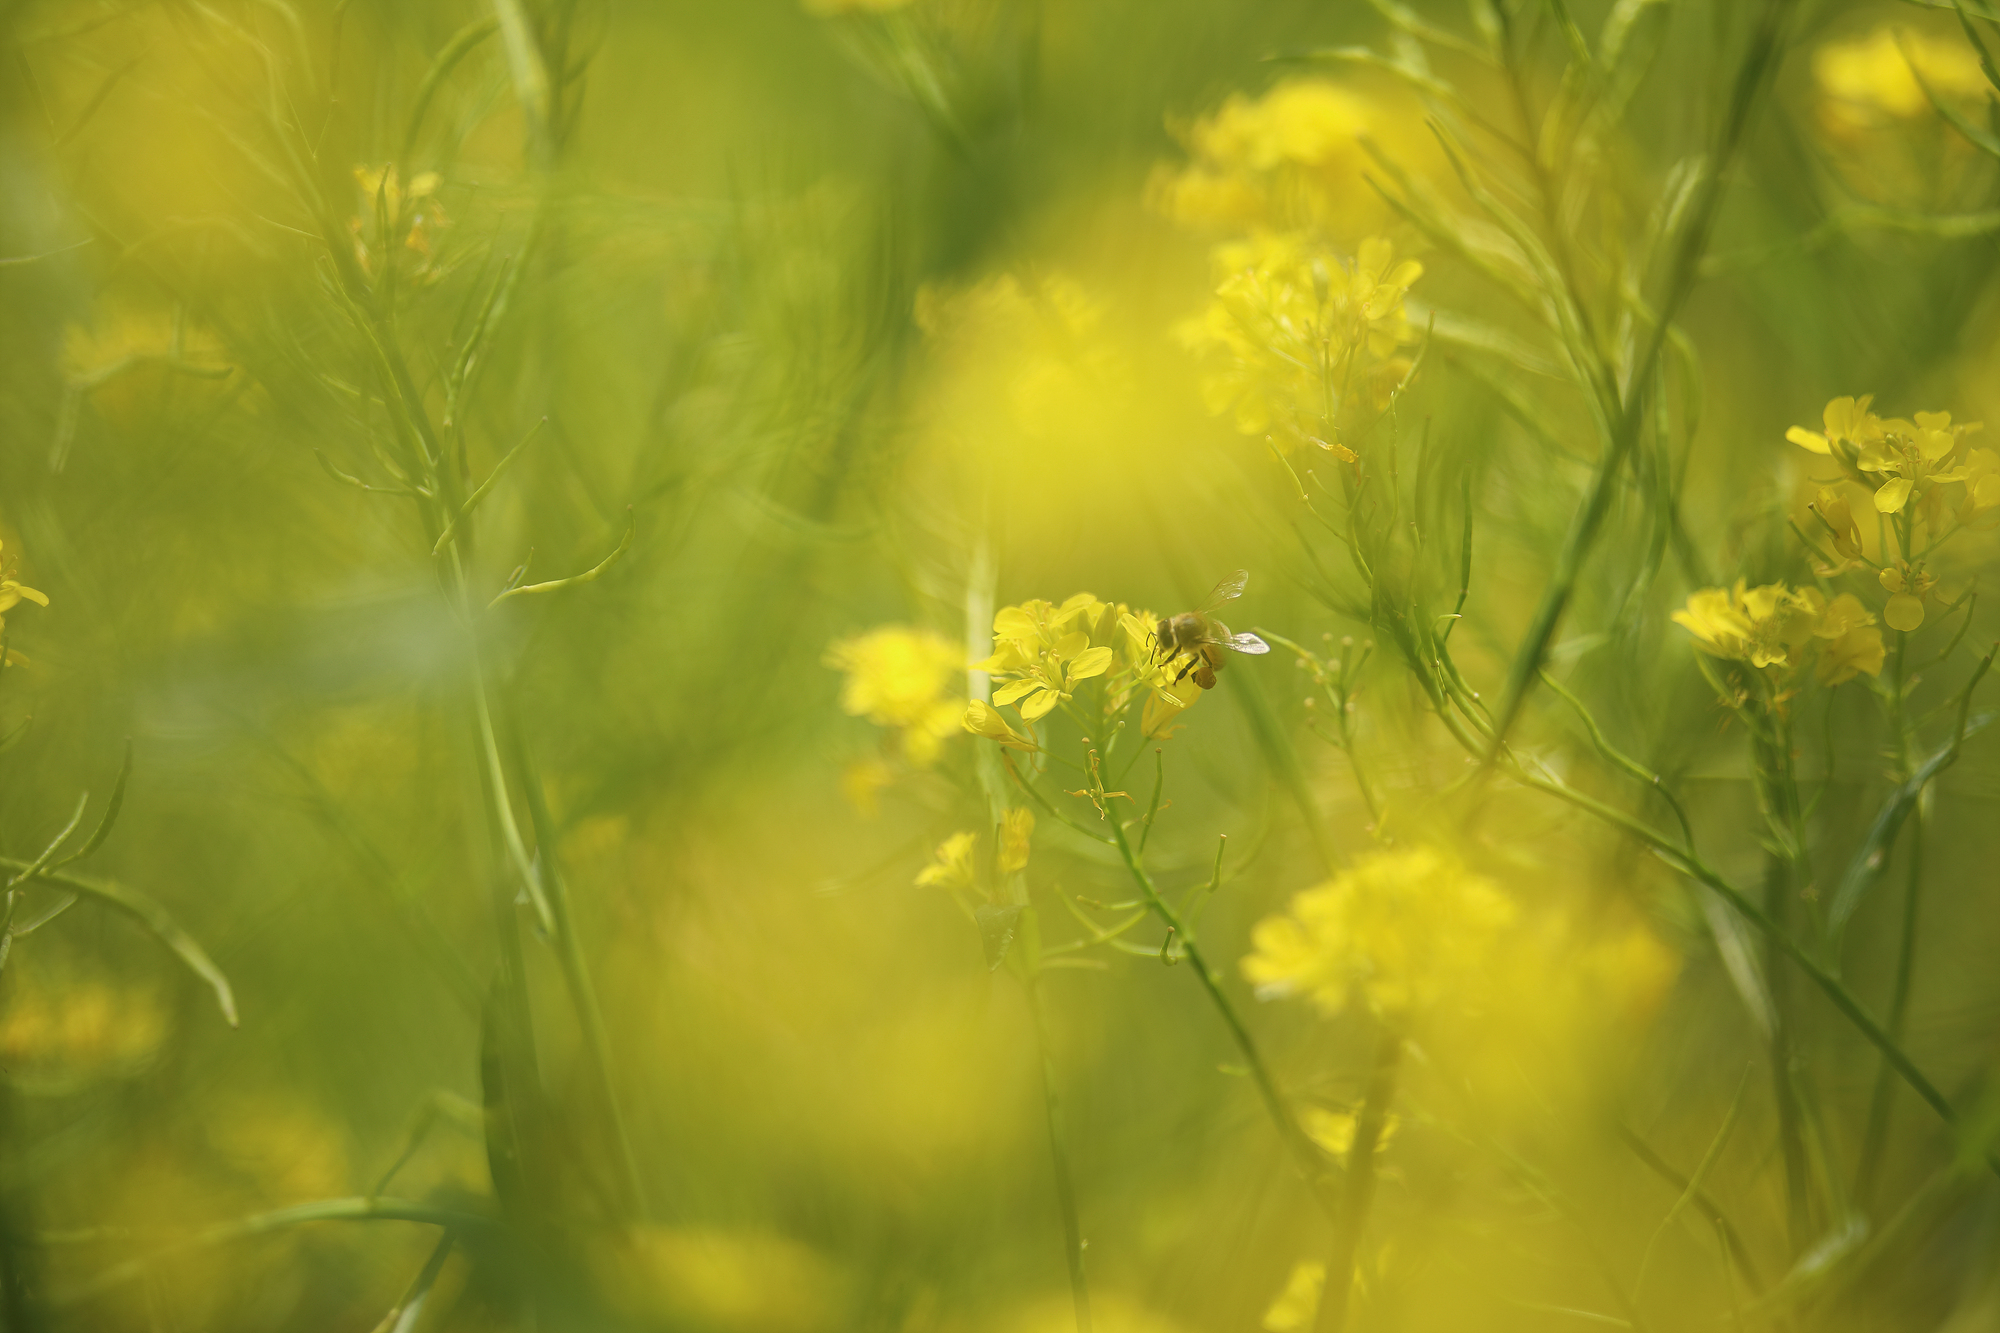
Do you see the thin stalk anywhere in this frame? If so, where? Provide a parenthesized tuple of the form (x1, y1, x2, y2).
(1102, 812, 1338, 1217)
(1028, 977, 1092, 1333)
(509, 729, 651, 1222)
(1856, 799, 1924, 1203)
(1857, 625, 1926, 1204)
(1504, 764, 1990, 1172)
(1314, 1026, 1401, 1333)
(1487, 0, 1800, 754)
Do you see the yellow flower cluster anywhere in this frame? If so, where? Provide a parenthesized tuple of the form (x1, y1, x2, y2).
(1240, 847, 1516, 1022)
(1671, 582, 1885, 680)
(1178, 232, 1420, 455)
(964, 593, 1202, 745)
(1148, 79, 1405, 239)
(824, 626, 966, 766)
(914, 808, 1034, 901)
(1789, 396, 1990, 521)
(350, 165, 448, 278)
(1813, 26, 1989, 140)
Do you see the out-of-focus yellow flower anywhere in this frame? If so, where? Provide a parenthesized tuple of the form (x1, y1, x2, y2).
(915, 831, 978, 893)
(1956, 447, 2000, 528)
(1242, 847, 1516, 1022)
(1262, 1259, 1327, 1332)
(1303, 1106, 1397, 1157)
(997, 807, 1034, 874)
(825, 625, 966, 765)
(350, 165, 449, 276)
(1149, 79, 1424, 240)
(1879, 561, 1940, 631)
(0, 973, 167, 1083)
(840, 757, 896, 817)
(1178, 232, 1420, 453)
(592, 1226, 848, 1330)
(1670, 581, 1820, 669)
(1672, 582, 1884, 682)
(1814, 26, 1989, 138)
(1812, 593, 1886, 684)
(1808, 485, 1865, 570)
(915, 273, 1128, 446)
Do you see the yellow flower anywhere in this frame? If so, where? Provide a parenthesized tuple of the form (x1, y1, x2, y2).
(915, 832, 978, 893)
(1957, 447, 2000, 529)
(1673, 581, 1886, 682)
(979, 595, 1116, 721)
(997, 807, 1034, 875)
(1148, 79, 1430, 240)
(1670, 581, 1822, 669)
(840, 758, 896, 818)
(1178, 232, 1420, 453)
(1807, 485, 1865, 567)
(1262, 1260, 1327, 1333)
(350, 166, 448, 275)
(1879, 562, 1939, 631)
(1302, 1106, 1398, 1157)
(1856, 410, 1979, 514)
(962, 699, 1038, 750)
(1815, 26, 1989, 136)
(825, 626, 966, 765)
(1787, 394, 1886, 458)
(1241, 847, 1517, 1021)
(0, 539, 48, 654)
(1812, 593, 1886, 684)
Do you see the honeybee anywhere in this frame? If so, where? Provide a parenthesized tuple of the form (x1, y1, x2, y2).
(1155, 570, 1272, 689)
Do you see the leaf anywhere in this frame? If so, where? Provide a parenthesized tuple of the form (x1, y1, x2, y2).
(54, 739, 133, 868)
(1827, 710, 1998, 941)
(975, 903, 1023, 971)
(0, 857, 237, 1027)
(488, 511, 634, 607)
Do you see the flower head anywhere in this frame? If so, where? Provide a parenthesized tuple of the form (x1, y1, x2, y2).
(915, 832, 978, 893)
(1815, 26, 1988, 137)
(1789, 397, 1982, 517)
(1879, 561, 1940, 631)
(1178, 232, 1420, 454)
(976, 594, 1116, 721)
(1671, 581, 1884, 683)
(1241, 847, 1516, 1022)
(825, 626, 966, 765)
(1148, 79, 1428, 241)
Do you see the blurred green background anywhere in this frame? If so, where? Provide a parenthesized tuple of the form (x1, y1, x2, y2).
(4, 0, 2000, 1329)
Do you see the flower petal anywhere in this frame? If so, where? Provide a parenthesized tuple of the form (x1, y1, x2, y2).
(1786, 426, 1832, 455)
(1067, 646, 1114, 681)
(1873, 477, 1913, 513)
(1884, 593, 1926, 633)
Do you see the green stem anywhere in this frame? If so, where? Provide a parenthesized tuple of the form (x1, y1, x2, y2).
(1856, 798, 1924, 1203)
(1028, 977, 1092, 1333)
(1102, 813, 1337, 1218)
(1313, 1026, 1401, 1333)
(1486, 0, 1800, 755)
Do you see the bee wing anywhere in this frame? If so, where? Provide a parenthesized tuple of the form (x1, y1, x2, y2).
(1198, 569, 1249, 613)
(1223, 631, 1270, 655)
